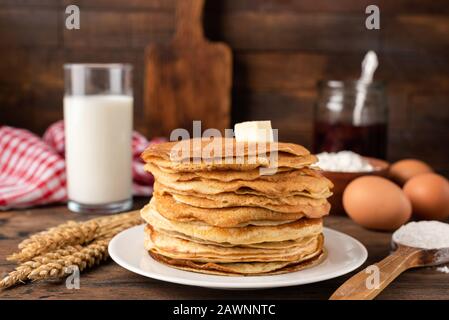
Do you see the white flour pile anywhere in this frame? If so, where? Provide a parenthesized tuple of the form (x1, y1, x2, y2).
(437, 266, 449, 274)
(316, 151, 374, 172)
(393, 221, 449, 249)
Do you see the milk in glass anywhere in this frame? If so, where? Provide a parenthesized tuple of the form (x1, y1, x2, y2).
(64, 64, 133, 213)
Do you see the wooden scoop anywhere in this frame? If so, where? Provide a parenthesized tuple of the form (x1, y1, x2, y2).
(329, 243, 449, 300)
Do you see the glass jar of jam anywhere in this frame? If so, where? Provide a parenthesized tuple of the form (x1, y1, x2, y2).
(314, 80, 388, 159)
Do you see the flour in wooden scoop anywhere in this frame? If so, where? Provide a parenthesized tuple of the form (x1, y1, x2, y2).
(393, 221, 449, 249)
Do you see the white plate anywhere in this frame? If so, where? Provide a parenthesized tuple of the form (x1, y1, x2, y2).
(109, 225, 367, 290)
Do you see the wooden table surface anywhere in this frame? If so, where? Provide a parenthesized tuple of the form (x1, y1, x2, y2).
(1, 198, 448, 300)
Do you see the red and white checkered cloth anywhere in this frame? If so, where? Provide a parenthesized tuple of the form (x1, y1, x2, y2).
(0, 121, 164, 210)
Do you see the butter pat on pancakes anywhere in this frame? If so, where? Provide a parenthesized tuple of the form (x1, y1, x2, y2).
(234, 120, 274, 142)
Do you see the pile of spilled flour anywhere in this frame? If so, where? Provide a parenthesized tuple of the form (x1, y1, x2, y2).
(316, 151, 374, 172)
(393, 221, 449, 274)
(438, 266, 449, 274)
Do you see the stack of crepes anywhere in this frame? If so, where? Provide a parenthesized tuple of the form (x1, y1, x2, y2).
(140, 138, 333, 276)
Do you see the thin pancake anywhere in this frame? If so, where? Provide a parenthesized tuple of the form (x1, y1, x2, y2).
(145, 162, 327, 183)
(145, 153, 317, 172)
(154, 182, 331, 213)
(141, 204, 323, 245)
(152, 193, 329, 227)
(145, 227, 323, 263)
(154, 163, 294, 176)
(142, 137, 312, 162)
(152, 227, 317, 249)
(233, 188, 332, 199)
(148, 249, 326, 276)
(145, 162, 300, 181)
(151, 169, 332, 197)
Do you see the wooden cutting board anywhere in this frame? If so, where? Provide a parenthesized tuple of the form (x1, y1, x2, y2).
(144, 0, 232, 138)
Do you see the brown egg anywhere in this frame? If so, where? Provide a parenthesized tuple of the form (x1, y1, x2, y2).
(403, 173, 449, 221)
(389, 159, 433, 185)
(343, 176, 412, 231)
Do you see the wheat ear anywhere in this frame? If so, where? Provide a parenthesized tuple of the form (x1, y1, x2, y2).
(7, 221, 99, 262)
(27, 239, 110, 280)
(0, 245, 83, 288)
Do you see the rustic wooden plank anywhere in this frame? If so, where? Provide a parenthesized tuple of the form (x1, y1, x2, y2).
(63, 10, 173, 49)
(0, 0, 58, 7)
(313, 52, 449, 88)
(129, 11, 175, 48)
(383, 15, 449, 53)
(0, 49, 62, 133)
(206, 12, 449, 53)
(205, 12, 381, 52)
(1, 203, 448, 299)
(3, 0, 449, 15)
(234, 53, 326, 91)
(61, 0, 175, 10)
(409, 94, 449, 135)
(0, 7, 58, 47)
(205, 0, 449, 14)
(386, 87, 409, 131)
(232, 52, 449, 92)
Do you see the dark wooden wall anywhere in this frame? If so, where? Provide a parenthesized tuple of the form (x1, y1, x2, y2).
(1, 0, 448, 175)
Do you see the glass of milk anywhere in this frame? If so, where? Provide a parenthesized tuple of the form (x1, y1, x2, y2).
(64, 64, 133, 213)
